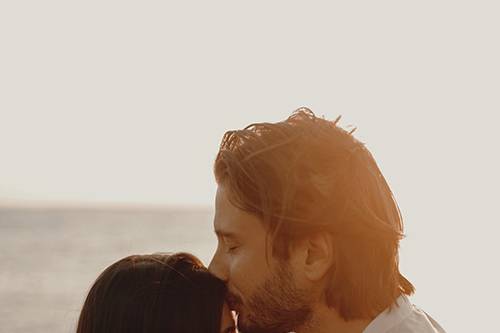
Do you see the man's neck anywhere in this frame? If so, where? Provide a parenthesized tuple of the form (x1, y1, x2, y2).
(296, 303, 372, 333)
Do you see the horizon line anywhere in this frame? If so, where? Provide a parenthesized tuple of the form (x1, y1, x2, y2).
(0, 199, 212, 212)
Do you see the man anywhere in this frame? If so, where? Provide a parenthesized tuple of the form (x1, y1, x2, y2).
(209, 108, 445, 333)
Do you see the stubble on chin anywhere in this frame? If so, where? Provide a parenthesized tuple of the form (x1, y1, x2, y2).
(237, 265, 313, 333)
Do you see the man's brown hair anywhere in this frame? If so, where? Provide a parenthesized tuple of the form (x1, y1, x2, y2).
(214, 108, 414, 320)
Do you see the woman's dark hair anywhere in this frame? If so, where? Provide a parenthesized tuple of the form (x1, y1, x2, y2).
(77, 252, 227, 333)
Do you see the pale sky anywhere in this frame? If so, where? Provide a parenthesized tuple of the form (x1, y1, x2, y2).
(1, 1, 498, 208)
(1, 2, 499, 331)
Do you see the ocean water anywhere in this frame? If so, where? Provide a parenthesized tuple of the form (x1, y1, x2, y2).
(1, 207, 466, 332)
(0, 208, 216, 333)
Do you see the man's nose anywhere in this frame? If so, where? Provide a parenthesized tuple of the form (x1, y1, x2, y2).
(208, 251, 228, 281)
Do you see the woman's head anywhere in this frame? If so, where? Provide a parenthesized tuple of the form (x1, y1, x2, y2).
(77, 252, 236, 333)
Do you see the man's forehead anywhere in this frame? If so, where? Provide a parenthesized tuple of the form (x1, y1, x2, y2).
(214, 186, 264, 238)
(213, 203, 251, 238)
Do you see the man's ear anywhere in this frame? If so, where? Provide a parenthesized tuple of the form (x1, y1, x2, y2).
(302, 232, 334, 282)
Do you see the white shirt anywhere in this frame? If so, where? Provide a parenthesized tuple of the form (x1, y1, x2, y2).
(363, 295, 446, 333)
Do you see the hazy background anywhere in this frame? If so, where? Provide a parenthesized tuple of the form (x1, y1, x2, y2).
(1, 1, 499, 332)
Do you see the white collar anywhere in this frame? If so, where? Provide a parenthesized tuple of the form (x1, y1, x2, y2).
(363, 295, 413, 333)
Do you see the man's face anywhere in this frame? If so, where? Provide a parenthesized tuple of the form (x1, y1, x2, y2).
(209, 186, 312, 333)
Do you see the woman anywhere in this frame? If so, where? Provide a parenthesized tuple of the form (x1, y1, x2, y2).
(77, 252, 236, 333)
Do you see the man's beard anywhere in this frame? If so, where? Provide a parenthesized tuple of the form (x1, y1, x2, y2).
(227, 264, 313, 333)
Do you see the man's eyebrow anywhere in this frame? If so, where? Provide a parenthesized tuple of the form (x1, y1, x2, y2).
(214, 229, 239, 239)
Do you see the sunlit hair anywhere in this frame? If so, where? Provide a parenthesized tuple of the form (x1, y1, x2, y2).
(77, 252, 227, 333)
(214, 107, 415, 320)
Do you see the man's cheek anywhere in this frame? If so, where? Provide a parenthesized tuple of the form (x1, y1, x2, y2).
(229, 264, 248, 294)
